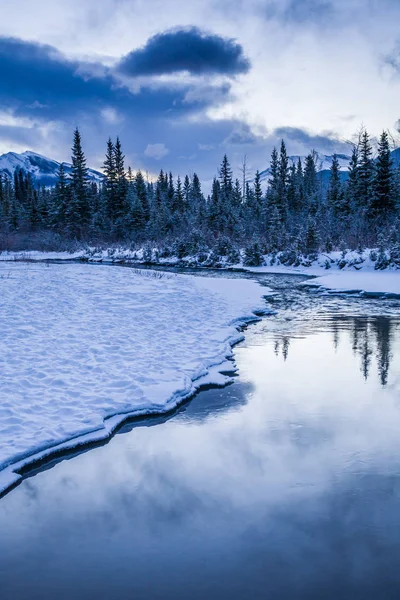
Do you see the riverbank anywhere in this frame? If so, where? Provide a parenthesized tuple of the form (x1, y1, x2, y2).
(0, 262, 271, 495)
(1, 246, 399, 296)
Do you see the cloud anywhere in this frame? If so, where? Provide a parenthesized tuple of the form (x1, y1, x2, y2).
(223, 124, 260, 145)
(273, 126, 348, 154)
(0, 34, 349, 184)
(0, 36, 224, 124)
(265, 0, 335, 25)
(283, 0, 334, 23)
(100, 107, 122, 124)
(118, 27, 250, 77)
(144, 143, 170, 159)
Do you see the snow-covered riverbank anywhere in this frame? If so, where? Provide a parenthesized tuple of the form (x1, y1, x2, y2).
(1, 247, 399, 296)
(0, 262, 270, 494)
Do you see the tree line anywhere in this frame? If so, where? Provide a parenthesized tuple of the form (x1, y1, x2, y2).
(0, 127, 399, 260)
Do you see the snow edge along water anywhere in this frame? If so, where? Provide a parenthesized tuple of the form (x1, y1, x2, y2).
(1, 248, 399, 296)
(0, 278, 273, 498)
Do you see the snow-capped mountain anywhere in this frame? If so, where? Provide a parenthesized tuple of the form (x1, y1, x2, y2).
(0, 151, 104, 187)
(257, 152, 352, 185)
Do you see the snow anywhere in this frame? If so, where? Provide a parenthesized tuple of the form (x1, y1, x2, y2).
(302, 272, 400, 296)
(0, 150, 103, 185)
(0, 262, 270, 494)
(1, 247, 399, 297)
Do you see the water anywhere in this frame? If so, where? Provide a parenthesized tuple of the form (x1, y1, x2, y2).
(1, 272, 400, 599)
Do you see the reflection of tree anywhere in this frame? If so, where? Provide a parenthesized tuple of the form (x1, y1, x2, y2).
(332, 319, 340, 351)
(361, 336, 373, 381)
(346, 316, 393, 386)
(373, 318, 392, 387)
(282, 337, 290, 362)
(350, 318, 372, 381)
(273, 337, 291, 361)
(270, 316, 395, 387)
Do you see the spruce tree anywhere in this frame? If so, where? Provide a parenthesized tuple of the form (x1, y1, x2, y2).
(103, 137, 117, 222)
(327, 154, 345, 217)
(53, 163, 69, 228)
(277, 140, 289, 218)
(347, 146, 359, 208)
(373, 130, 395, 214)
(135, 170, 150, 223)
(70, 128, 90, 235)
(303, 153, 318, 198)
(254, 170, 263, 220)
(114, 137, 128, 224)
(358, 129, 375, 214)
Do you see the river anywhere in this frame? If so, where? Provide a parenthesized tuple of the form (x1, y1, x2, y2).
(1, 270, 400, 599)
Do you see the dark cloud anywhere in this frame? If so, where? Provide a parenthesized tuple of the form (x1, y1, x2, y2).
(0, 36, 228, 124)
(118, 27, 250, 77)
(0, 37, 115, 117)
(0, 36, 242, 179)
(273, 126, 348, 154)
(223, 124, 261, 145)
(0, 36, 345, 186)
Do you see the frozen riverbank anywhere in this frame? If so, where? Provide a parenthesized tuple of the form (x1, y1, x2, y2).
(0, 262, 270, 494)
(1, 247, 399, 296)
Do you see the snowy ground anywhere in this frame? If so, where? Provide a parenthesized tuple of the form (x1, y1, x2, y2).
(0, 262, 270, 494)
(1, 247, 399, 296)
(300, 272, 400, 296)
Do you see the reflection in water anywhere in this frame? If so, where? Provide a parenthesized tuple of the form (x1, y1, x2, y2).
(271, 315, 398, 387)
(0, 274, 400, 600)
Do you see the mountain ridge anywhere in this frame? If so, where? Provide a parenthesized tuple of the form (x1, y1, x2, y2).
(0, 150, 104, 187)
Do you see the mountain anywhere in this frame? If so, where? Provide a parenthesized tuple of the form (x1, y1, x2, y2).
(0, 151, 104, 187)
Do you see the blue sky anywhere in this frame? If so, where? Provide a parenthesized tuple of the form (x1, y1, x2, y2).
(1, 0, 400, 183)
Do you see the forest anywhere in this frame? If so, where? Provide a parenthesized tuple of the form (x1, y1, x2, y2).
(0, 127, 399, 267)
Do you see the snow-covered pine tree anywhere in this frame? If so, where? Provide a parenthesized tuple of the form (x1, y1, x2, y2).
(372, 130, 396, 215)
(69, 128, 90, 236)
(358, 129, 375, 215)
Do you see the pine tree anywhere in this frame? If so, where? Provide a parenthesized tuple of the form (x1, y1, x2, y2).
(303, 153, 318, 198)
(347, 146, 359, 208)
(268, 148, 279, 194)
(53, 163, 69, 228)
(373, 130, 395, 214)
(287, 163, 297, 212)
(254, 170, 263, 220)
(219, 154, 233, 194)
(69, 128, 90, 235)
(304, 218, 320, 254)
(114, 137, 128, 224)
(277, 140, 289, 218)
(103, 137, 117, 222)
(327, 154, 345, 217)
(173, 176, 184, 214)
(135, 170, 150, 223)
(358, 129, 375, 213)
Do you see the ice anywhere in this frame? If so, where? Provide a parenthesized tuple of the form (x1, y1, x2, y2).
(302, 272, 400, 296)
(0, 262, 270, 494)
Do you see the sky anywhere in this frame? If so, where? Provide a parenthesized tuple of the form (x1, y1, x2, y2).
(0, 0, 400, 184)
